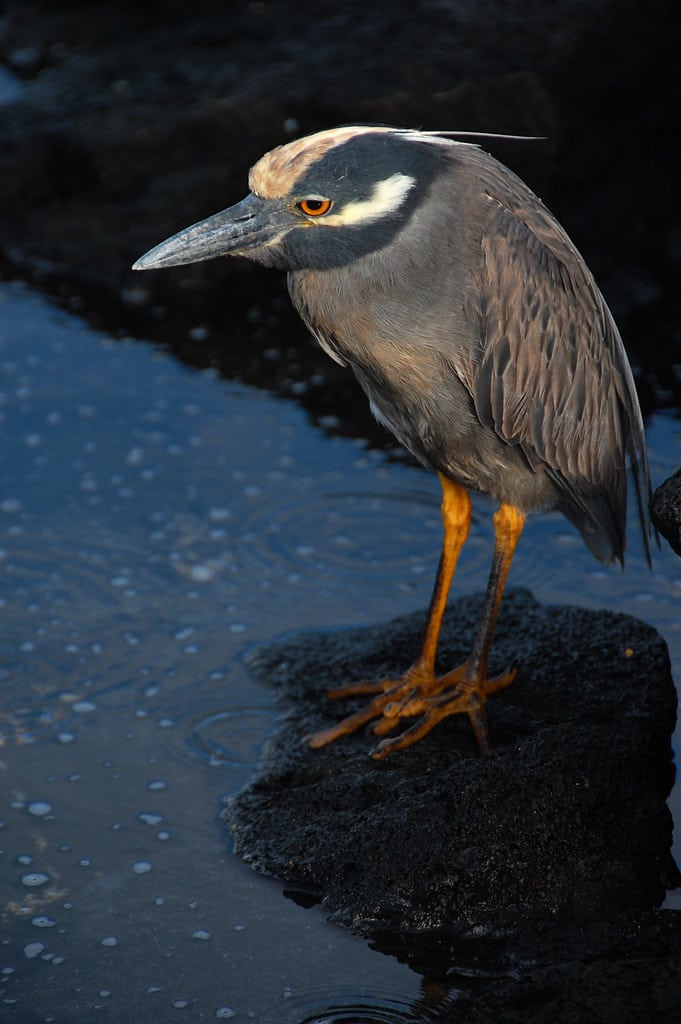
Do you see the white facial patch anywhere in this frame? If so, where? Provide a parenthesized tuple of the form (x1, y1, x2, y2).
(322, 173, 416, 227)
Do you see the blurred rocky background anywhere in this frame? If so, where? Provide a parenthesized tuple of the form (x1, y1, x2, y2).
(0, 0, 679, 440)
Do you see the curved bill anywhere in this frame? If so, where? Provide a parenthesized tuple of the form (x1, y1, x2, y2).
(132, 192, 282, 270)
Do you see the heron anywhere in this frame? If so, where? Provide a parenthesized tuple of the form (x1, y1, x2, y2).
(133, 125, 653, 758)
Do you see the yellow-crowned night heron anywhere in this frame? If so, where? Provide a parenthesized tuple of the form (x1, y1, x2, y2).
(133, 125, 653, 757)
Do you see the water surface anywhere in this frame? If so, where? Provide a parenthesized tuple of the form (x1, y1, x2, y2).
(0, 282, 679, 1021)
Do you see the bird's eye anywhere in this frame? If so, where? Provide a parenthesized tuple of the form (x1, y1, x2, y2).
(297, 198, 333, 217)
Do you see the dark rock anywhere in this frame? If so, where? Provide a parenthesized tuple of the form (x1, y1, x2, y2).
(652, 468, 681, 556)
(227, 589, 678, 971)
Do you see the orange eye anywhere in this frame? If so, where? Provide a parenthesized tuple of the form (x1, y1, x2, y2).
(297, 197, 333, 217)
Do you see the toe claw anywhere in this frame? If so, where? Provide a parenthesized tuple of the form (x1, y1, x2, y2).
(308, 659, 515, 757)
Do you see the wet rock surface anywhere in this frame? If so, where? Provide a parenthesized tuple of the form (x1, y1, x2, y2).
(652, 469, 681, 557)
(228, 589, 679, 1017)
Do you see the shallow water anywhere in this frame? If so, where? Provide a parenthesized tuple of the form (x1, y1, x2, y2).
(0, 281, 679, 1021)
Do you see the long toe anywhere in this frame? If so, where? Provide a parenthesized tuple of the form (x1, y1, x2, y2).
(371, 683, 492, 758)
(326, 677, 401, 700)
(305, 694, 389, 748)
(306, 659, 516, 756)
(308, 664, 442, 748)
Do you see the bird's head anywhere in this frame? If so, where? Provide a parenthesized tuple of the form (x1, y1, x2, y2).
(133, 126, 456, 273)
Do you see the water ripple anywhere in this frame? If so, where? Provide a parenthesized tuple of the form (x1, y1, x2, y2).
(184, 706, 274, 767)
(267, 984, 458, 1024)
(239, 486, 499, 594)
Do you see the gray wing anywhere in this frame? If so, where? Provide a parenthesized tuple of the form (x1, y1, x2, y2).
(468, 169, 652, 564)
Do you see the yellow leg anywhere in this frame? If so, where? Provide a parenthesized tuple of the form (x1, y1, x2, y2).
(372, 502, 525, 758)
(306, 484, 525, 758)
(413, 475, 472, 676)
(306, 475, 470, 748)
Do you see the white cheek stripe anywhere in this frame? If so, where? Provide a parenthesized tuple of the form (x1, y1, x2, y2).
(321, 173, 416, 227)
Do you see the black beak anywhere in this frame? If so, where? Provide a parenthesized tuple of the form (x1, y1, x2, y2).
(132, 193, 284, 270)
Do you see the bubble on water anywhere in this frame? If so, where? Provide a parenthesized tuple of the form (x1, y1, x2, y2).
(126, 446, 145, 465)
(57, 732, 75, 744)
(156, 830, 171, 841)
(173, 999, 189, 1008)
(147, 780, 167, 791)
(131, 860, 152, 874)
(31, 916, 56, 928)
(27, 801, 52, 817)
(100, 936, 118, 947)
(21, 872, 50, 887)
(215, 1008, 235, 1019)
(23, 942, 45, 958)
(188, 563, 214, 582)
(192, 929, 210, 941)
(138, 812, 163, 826)
(73, 700, 96, 713)
(208, 505, 232, 523)
(16, 854, 32, 866)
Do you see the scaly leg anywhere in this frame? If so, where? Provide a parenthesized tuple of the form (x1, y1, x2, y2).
(306, 480, 524, 758)
(307, 475, 471, 748)
(371, 502, 525, 758)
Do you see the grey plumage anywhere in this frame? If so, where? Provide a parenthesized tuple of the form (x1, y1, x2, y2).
(286, 138, 650, 563)
(134, 125, 654, 756)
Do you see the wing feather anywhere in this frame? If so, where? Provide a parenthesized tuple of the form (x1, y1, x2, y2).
(471, 177, 653, 564)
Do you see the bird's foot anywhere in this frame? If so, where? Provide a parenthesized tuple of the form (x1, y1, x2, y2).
(305, 662, 515, 758)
